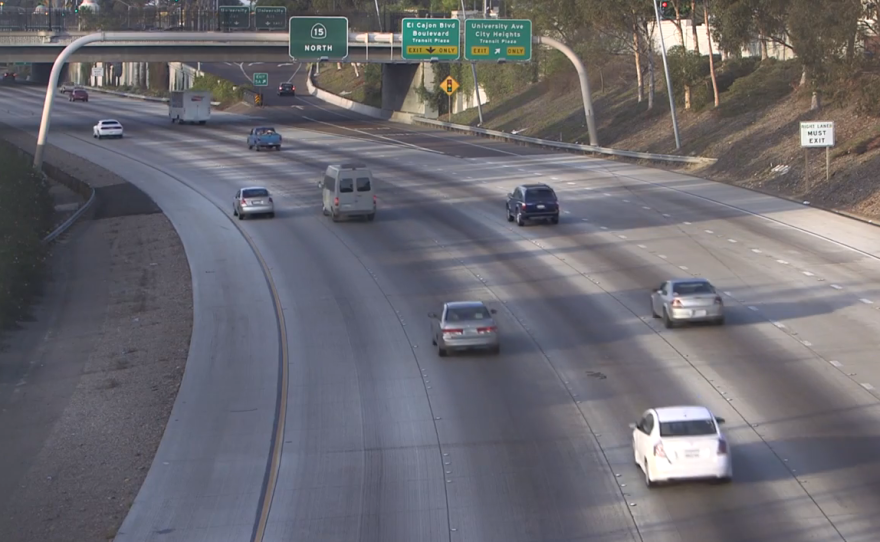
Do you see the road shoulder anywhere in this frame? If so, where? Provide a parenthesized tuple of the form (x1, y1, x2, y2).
(0, 123, 194, 542)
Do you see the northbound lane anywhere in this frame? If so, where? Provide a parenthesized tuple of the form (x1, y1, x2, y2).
(3, 81, 880, 542)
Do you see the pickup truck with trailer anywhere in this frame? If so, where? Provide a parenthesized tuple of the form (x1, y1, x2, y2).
(247, 127, 282, 151)
(169, 90, 211, 125)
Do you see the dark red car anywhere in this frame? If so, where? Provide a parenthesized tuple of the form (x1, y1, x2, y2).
(69, 89, 89, 102)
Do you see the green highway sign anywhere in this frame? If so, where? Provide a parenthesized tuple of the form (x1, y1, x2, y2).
(219, 6, 250, 30)
(464, 19, 532, 62)
(255, 6, 287, 30)
(401, 18, 460, 61)
(253, 73, 268, 86)
(289, 16, 349, 60)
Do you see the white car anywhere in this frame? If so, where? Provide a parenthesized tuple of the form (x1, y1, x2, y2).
(631, 405, 732, 486)
(93, 119, 123, 139)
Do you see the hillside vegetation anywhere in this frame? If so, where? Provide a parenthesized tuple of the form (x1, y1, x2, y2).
(313, 0, 880, 223)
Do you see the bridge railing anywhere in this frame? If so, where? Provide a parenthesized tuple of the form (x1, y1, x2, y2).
(0, 8, 433, 34)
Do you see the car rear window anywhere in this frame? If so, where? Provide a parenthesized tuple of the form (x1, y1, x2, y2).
(339, 178, 354, 193)
(256, 128, 276, 135)
(672, 282, 715, 295)
(446, 306, 491, 321)
(659, 419, 716, 437)
(243, 188, 269, 198)
(525, 188, 556, 201)
(101, 121, 119, 125)
(356, 177, 371, 191)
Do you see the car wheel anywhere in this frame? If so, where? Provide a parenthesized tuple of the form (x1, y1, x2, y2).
(644, 460, 656, 487)
(322, 206, 330, 216)
(84, 99, 88, 102)
(438, 344, 448, 357)
(490, 344, 500, 355)
(366, 213, 375, 222)
(716, 476, 732, 484)
(248, 144, 252, 150)
(506, 206, 514, 222)
(550, 215, 559, 224)
(431, 336, 437, 346)
(331, 211, 340, 222)
(238, 211, 245, 220)
(633, 440, 639, 465)
(663, 308, 674, 329)
(650, 301, 659, 318)
(233, 207, 238, 216)
(268, 212, 275, 218)
(276, 146, 281, 151)
(715, 317, 725, 326)
(516, 211, 525, 227)
(93, 133, 97, 138)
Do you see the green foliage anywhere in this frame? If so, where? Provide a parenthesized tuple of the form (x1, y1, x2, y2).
(363, 64, 382, 107)
(0, 144, 54, 330)
(854, 75, 880, 117)
(666, 45, 707, 104)
(190, 73, 251, 105)
(717, 58, 801, 117)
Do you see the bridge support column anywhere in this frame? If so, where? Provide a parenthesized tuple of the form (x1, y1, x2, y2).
(381, 62, 439, 119)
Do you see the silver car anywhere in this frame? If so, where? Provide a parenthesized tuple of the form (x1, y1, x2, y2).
(429, 301, 500, 357)
(651, 278, 724, 328)
(234, 186, 275, 220)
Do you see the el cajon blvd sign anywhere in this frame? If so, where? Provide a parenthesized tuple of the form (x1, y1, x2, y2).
(401, 18, 460, 61)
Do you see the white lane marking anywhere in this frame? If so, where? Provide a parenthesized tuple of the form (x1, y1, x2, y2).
(566, 181, 574, 185)
(705, 229, 714, 234)
(301, 115, 446, 155)
(287, 62, 303, 82)
(728, 239, 737, 243)
(829, 360, 843, 367)
(584, 187, 593, 190)
(518, 168, 526, 171)
(618, 235, 627, 239)
(776, 260, 789, 265)
(663, 213, 671, 218)
(582, 218, 590, 222)
(861, 383, 876, 391)
(642, 206, 651, 210)
(860, 299, 874, 304)
(802, 340, 813, 346)
(751, 248, 762, 253)
(623, 199, 630, 203)
(600, 226, 608, 230)
(563, 210, 571, 214)
(802, 271, 815, 277)
(723, 291, 733, 297)
(748, 306, 759, 311)
(684, 221, 692, 225)
(637, 244, 647, 249)
(658, 254, 667, 259)
(679, 266, 689, 270)
(831, 284, 843, 290)
(772, 321, 786, 329)
(603, 193, 612, 196)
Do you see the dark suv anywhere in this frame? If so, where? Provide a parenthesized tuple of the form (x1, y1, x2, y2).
(277, 82, 295, 96)
(506, 184, 560, 225)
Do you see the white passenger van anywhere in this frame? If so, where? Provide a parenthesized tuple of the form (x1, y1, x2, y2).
(318, 163, 377, 222)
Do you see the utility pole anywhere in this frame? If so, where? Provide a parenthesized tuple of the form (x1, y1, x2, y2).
(652, 0, 681, 150)
(459, 0, 484, 125)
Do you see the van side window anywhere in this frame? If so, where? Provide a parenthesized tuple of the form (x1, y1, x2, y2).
(356, 177, 371, 191)
(323, 174, 336, 191)
(339, 178, 354, 193)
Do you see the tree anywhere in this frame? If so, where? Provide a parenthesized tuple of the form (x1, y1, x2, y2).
(703, 0, 720, 107)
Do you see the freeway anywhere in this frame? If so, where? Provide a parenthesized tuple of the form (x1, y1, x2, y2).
(3, 79, 880, 542)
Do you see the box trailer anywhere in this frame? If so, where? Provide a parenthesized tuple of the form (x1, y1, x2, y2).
(169, 90, 211, 124)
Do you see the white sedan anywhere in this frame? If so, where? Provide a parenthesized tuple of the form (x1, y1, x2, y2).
(631, 405, 732, 486)
(93, 119, 123, 139)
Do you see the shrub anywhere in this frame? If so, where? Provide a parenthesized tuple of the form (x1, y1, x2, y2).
(190, 73, 252, 106)
(0, 144, 54, 330)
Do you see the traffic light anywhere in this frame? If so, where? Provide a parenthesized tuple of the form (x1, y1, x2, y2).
(446, 79, 453, 93)
(658, 1, 675, 20)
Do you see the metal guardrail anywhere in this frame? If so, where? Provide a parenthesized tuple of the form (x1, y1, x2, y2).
(0, 8, 410, 33)
(411, 117, 718, 165)
(42, 179, 95, 244)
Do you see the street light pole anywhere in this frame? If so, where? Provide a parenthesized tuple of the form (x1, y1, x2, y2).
(652, 0, 681, 150)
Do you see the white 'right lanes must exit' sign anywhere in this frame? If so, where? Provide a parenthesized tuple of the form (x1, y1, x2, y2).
(800, 121, 835, 147)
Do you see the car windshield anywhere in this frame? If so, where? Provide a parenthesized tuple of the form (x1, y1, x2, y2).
(280, 84, 292, 88)
(672, 281, 715, 295)
(242, 189, 269, 198)
(525, 188, 556, 202)
(659, 419, 717, 437)
(446, 306, 491, 321)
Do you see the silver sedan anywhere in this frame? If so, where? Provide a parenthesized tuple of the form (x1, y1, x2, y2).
(234, 186, 275, 219)
(651, 278, 724, 328)
(429, 301, 500, 357)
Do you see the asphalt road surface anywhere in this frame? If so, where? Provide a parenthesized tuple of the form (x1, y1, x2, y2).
(4, 79, 880, 542)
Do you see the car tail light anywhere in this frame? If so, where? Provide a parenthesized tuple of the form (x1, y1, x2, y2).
(268, 197, 273, 203)
(241, 198, 248, 206)
(521, 202, 527, 209)
(373, 195, 377, 205)
(334, 197, 339, 207)
(714, 296, 723, 305)
(278, 135, 283, 141)
(476, 326, 496, 333)
(653, 442, 667, 459)
(717, 439, 728, 455)
(442, 328, 463, 336)
(671, 298, 682, 307)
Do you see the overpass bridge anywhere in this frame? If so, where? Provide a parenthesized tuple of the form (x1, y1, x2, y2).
(0, 31, 409, 63)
